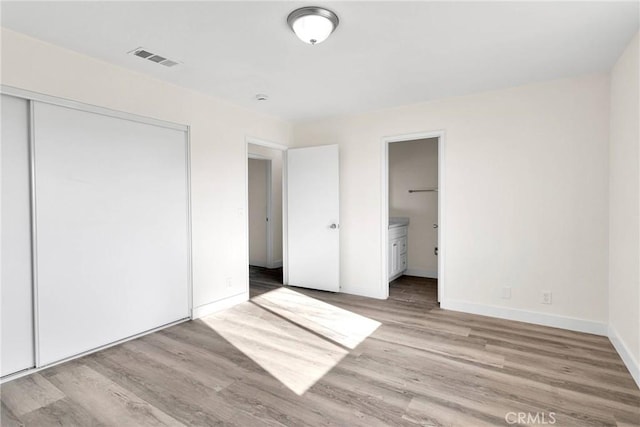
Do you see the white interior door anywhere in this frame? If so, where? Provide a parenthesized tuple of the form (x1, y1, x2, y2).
(33, 102, 190, 366)
(1, 95, 35, 377)
(287, 145, 339, 292)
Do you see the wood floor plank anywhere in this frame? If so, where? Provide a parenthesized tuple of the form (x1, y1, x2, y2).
(372, 322, 506, 368)
(252, 286, 382, 349)
(201, 300, 349, 395)
(429, 306, 613, 344)
(1, 373, 65, 416)
(82, 347, 234, 426)
(404, 395, 502, 427)
(485, 343, 639, 386)
(303, 365, 417, 426)
(0, 401, 24, 427)
(122, 337, 235, 393)
(42, 363, 184, 426)
(19, 397, 104, 427)
(217, 376, 332, 426)
(470, 328, 625, 364)
(348, 343, 620, 426)
(491, 345, 640, 395)
(2, 269, 638, 426)
(352, 329, 637, 423)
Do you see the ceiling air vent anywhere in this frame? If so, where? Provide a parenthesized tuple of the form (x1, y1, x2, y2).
(128, 47, 180, 68)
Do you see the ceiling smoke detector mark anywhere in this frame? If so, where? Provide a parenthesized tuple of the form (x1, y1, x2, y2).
(128, 47, 181, 68)
(255, 94, 269, 101)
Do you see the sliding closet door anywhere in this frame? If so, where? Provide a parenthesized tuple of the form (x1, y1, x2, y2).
(33, 102, 190, 365)
(1, 95, 35, 377)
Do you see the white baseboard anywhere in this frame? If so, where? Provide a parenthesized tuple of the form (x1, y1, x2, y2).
(251, 261, 282, 269)
(608, 325, 640, 388)
(389, 271, 404, 282)
(440, 299, 608, 336)
(192, 292, 249, 319)
(405, 268, 438, 279)
(341, 285, 387, 300)
(267, 260, 283, 269)
(249, 262, 267, 268)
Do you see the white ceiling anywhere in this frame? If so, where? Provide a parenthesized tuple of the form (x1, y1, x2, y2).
(2, 1, 638, 122)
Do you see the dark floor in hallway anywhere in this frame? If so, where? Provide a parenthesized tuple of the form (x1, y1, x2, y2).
(249, 265, 283, 297)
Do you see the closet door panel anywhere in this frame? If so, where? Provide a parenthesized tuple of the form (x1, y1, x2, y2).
(33, 102, 189, 366)
(1, 95, 35, 376)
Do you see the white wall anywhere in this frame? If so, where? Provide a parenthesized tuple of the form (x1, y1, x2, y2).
(389, 138, 438, 276)
(0, 26, 623, 341)
(0, 28, 292, 317)
(293, 74, 610, 332)
(608, 32, 639, 385)
(248, 143, 283, 267)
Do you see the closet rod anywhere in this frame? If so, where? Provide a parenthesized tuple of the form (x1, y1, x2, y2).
(408, 188, 438, 193)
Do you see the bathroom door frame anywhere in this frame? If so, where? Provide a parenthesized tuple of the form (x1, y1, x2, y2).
(381, 130, 446, 302)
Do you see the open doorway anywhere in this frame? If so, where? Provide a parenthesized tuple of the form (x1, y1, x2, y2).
(383, 132, 445, 303)
(247, 140, 285, 297)
(248, 156, 271, 268)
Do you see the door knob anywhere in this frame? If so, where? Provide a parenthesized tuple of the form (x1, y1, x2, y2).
(433, 224, 438, 229)
(330, 223, 339, 229)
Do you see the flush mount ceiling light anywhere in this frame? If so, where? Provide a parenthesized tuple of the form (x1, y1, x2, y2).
(287, 6, 339, 45)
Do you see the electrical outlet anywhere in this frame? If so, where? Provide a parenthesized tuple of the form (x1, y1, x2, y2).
(226, 277, 232, 288)
(541, 291, 552, 304)
(501, 287, 511, 299)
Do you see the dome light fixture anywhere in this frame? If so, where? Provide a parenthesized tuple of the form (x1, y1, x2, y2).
(287, 6, 339, 45)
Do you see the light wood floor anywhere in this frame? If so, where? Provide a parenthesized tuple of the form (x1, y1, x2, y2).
(2, 270, 638, 426)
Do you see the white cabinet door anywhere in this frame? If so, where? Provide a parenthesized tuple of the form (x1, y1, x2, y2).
(390, 238, 400, 278)
(1, 95, 35, 376)
(33, 102, 190, 366)
(388, 226, 408, 280)
(287, 145, 340, 292)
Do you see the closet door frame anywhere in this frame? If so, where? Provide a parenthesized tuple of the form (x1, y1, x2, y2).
(1, 94, 35, 377)
(0, 85, 193, 382)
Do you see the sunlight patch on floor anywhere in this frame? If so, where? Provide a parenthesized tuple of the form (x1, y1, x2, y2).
(252, 287, 381, 349)
(201, 287, 381, 395)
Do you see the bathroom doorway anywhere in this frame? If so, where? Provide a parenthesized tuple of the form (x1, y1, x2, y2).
(382, 131, 445, 302)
